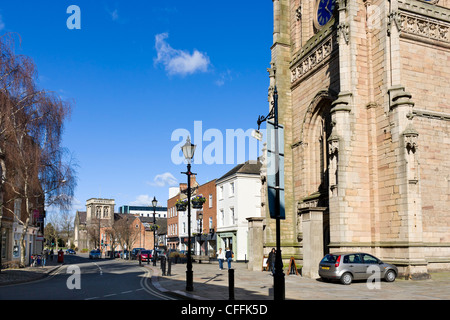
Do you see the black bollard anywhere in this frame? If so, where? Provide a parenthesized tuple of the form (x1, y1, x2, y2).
(228, 268, 235, 300)
(167, 257, 172, 276)
(161, 256, 166, 276)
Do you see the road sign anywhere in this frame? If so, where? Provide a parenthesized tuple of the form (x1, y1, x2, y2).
(266, 121, 285, 220)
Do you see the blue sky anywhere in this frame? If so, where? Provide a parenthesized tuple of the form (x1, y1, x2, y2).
(0, 1, 273, 213)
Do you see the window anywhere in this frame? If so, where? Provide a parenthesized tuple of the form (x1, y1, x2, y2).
(14, 199, 21, 218)
(209, 217, 213, 229)
(230, 207, 236, 224)
(343, 254, 362, 264)
(320, 254, 338, 264)
(220, 209, 224, 226)
(230, 182, 235, 196)
(209, 194, 213, 208)
(362, 254, 379, 264)
(219, 186, 223, 200)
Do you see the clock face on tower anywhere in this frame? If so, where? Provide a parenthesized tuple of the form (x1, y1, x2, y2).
(315, 0, 336, 29)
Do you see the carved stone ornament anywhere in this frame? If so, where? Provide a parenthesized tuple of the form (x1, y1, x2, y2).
(337, 23, 350, 44)
(387, 11, 402, 36)
(328, 137, 340, 155)
(296, 5, 302, 21)
(398, 10, 450, 44)
(291, 37, 335, 85)
(403, 125, 419, 153)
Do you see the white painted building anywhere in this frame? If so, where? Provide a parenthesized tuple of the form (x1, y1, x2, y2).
(119, 205, 167, 218)
(216, 160, 262, 261)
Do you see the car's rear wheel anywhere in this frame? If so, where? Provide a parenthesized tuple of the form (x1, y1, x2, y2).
(384, 269, 396, 282)
(340, 272, 353, 285)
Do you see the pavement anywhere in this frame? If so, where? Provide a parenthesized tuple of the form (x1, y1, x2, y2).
(0, 256, 63, 286)
(145, 260, 450, 300)
(2, 256, 450, 300)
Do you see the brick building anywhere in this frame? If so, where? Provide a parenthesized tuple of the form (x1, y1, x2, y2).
(74, 198, 163, 254)
(264, 0, 450, 279)
(166, 177, 217, 257)
(195, 179, 217, 257)
(167, 176, 199, 251)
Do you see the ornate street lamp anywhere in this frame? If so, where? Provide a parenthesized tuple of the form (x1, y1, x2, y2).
(181, 136, 196, 291)
(152, 196, 158, 266)
(198, 212, 203, 256)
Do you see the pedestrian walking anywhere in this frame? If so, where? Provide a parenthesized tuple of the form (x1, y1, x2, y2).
(268, 248, 276, 275)
(50, 249, 54, 261)
(43, 249, 48, 267)
(217, 248, 225, 270)
(225, 247, 234, 269)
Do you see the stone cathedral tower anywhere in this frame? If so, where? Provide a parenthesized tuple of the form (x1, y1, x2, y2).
(85, 198, 115, 249)
(265, 0, 450, 279)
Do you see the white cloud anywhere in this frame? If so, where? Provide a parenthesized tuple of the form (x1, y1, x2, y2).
(215, 69, 233, 87)
(129, 195, 154, 206)
(0, 14, 5, 31)
(105, 5, 122, 23)
(110, 9, 119, 21)
(154, 33, 210, 76)
(148, 172, 178, 187)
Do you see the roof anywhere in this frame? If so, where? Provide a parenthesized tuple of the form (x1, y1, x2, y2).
(217, 160, 261, 182)
(76, 211, 86, 225)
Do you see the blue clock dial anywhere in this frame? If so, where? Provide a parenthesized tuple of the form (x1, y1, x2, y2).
(317, 0, 336, 27)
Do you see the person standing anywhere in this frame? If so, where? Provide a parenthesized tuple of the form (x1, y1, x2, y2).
(225, 247, 233, 269)
(268, 248, 276, 275)
(217, 248, 225, 270)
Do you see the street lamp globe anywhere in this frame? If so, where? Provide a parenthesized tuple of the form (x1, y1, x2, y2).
(152, 196, 158, 208)
(181, 136, 196, 162)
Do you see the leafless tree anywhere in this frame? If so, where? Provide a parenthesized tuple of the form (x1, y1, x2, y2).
(0, 34, 77, 267)
(113, 215, 140, 259)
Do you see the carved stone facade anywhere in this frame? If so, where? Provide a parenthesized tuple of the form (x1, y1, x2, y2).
(264, 0, 450, 279)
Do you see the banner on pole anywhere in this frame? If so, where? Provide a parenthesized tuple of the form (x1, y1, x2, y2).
(266, 121, 285, 220)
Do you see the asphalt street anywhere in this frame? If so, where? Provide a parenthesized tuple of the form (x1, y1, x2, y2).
(0, 254, 175, 300)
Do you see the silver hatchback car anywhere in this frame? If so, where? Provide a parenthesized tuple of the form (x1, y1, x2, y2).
(319, 252, 398, 285)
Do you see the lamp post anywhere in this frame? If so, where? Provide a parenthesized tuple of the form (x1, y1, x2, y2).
(254, 86, 285, 300)
(198, 212, 203, 256)
(152, 196, 158, 266)
(181, 136, 196, 292)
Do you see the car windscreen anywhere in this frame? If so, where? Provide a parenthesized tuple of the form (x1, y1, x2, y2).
(320, 254, 338, 263)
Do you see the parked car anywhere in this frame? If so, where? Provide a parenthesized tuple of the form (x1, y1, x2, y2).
(131, 248, 145, 260)
(138, 250, 152, 262)
(319, 252, 398, 285)
(89, 249, 101, 259)
(65, 249, 76, 255)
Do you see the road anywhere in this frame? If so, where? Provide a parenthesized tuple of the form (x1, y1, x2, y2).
(0, 254, 176, 300)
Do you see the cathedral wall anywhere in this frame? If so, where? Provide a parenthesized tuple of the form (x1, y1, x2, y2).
(397, 5, 450, 265)
(416, 117, 450, 243)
